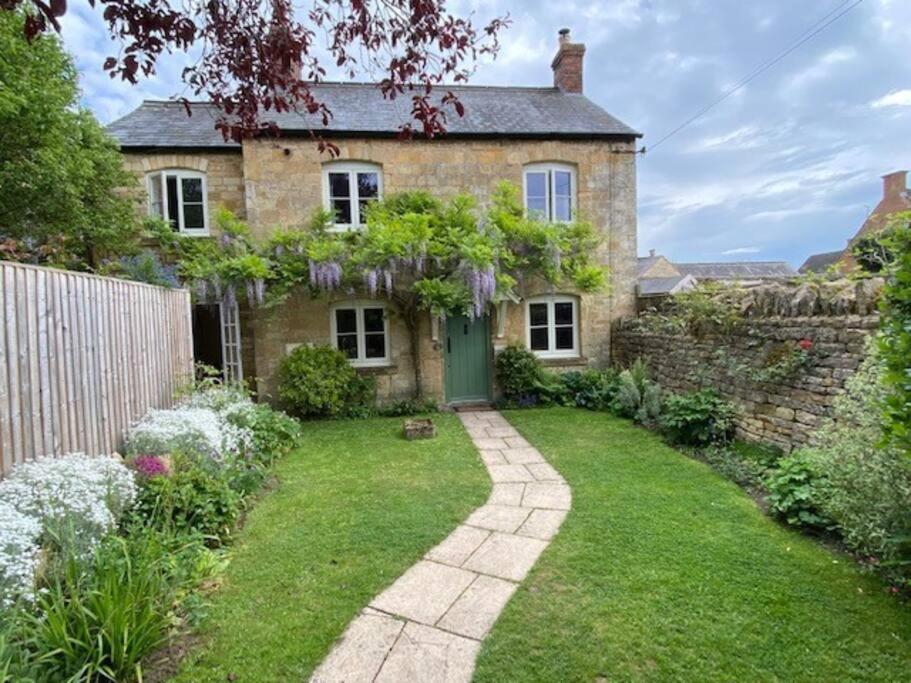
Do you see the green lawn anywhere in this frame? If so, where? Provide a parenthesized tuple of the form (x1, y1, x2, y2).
(172, 414, 489, 682)
(473, 408, 911, 683)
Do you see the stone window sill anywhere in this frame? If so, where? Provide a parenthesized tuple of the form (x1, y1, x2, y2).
(354, 364, 398, 376)
(538, 356, 587, 368)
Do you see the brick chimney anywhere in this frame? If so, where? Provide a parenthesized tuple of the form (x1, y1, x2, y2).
(882, 170, 908, 200)
(551, 28, 585, 93)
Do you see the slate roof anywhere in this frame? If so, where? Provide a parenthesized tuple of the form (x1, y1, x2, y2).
(107, 83, 641, 149)
(636, 255, 660, 277)
(799, 250, 844, 274)
(674, 261, 796, 280)
(639, 275, 697, 296)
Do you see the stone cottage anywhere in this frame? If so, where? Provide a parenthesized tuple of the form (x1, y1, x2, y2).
(107, 30, 641, 405)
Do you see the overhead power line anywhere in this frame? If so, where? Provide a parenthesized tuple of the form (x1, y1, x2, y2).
(647, 0, 866, 153)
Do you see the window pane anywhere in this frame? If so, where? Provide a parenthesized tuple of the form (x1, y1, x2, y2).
(335, 308, 357, 334)
(332, 199, 352, 224)
(337, 334, 358, 358)
(554, 171, 572, 197)
(364, 333, 385, 359)
(149, 174, 163, 217)
(555, 326, 574, 350)
(357, 172, 379, 199)
(182, 177, 203, 203)
(526, 172, 547, 198)
(183, 204, 205, 230)
(363, 308, 384, 333)
(530, 327, 549, 351)
(554, 196, 571, 222)
(554, 302, 574, 325)
(526, 197, 548, 218)
(529, 303, 548, 327)
(166, 175, 180, 230)
(329, 172, 350, 198)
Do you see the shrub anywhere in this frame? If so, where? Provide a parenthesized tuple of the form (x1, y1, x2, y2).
(377, 398, 439, 417)
(559, 369, 619, 410)
(766, 450, 832, 529)
(809, 340, 911, 566)
(699, 444, 776, 490)
(130, 456, 242, 543)
(277, 345, 374, 418)
(495, 345, 547, 403)
(661, 390, 735, 446)
(612, 359, 662, 424)
(125, 407, 252, 462)
(0, 454, 136, 558)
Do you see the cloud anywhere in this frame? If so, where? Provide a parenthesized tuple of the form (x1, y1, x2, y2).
(721, 247, 760, 255)
(871, 89, 911, 108)
(782, 47, 857, 94)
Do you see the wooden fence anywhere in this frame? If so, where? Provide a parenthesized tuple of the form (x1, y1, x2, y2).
(0, 261, 194, 475)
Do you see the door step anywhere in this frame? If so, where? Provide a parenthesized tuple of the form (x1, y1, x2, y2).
(451, 402, 494, 412)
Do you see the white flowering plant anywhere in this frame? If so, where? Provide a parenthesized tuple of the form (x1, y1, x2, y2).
(0, 501, 42, 608)
(125, 406, 253, 463)
(0, 454, 136, 607)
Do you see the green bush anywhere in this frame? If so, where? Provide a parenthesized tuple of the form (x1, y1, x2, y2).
(495, 345, 547, 403)
(660, 390, 735, 446)
(559, 369, 618, 410)
(612, 359, 662, 424)
(131, 456, 242, 544)
(766, 451, 832, 529)
(808, 340, 911, 571)
(699, 442, 780, 490)
(277, 345, 374, 418)
(377, 398, 439, 417)
(226, 403, 302, 465)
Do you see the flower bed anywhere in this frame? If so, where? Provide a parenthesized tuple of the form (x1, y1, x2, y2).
(0, 380, 301, 681)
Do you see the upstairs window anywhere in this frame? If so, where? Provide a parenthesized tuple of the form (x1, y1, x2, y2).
(323, 162, 382, 230)
(147, 170, 208, 235)
(523, 163, 575, 222)
(526, 295, 579, 358)
(331, 302, 389, 366)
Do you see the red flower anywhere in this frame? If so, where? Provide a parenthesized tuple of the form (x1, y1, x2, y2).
(798, 339, 813, 351)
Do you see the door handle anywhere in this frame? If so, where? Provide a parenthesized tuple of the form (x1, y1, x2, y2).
(447, 337, 451, 353)
(463, 323, 468, 335)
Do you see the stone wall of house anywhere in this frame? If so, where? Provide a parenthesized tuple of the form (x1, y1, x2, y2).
(122, 151, 246, 226)
(242, 136, 638, 401)
(613, 280, 883, 451)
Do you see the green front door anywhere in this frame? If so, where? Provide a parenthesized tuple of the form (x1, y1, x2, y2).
(444, 315, 491, 404)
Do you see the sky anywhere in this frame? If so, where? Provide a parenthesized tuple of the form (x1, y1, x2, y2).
(60, 0, 911, 268)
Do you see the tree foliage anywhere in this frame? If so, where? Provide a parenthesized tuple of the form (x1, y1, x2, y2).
(158, 183, 607, 396)
(5, 0, 509, 147)
(0, 11, 136, 269)
(878, 211, 911, 451)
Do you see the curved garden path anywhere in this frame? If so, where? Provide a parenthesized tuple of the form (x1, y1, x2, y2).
(310, 410, 572, 682)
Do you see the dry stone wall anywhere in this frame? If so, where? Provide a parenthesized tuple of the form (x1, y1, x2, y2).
(614, 281, 883, 451)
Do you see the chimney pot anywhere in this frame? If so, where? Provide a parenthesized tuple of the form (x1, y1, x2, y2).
(649, 249, 656, 257)
(551, 28, 585, 93)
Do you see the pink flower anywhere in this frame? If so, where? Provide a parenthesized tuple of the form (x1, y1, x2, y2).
(798, 339, 813, 351)
(131, 455, 170, 479)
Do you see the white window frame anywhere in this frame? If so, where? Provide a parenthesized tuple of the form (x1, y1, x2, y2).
(219, 301, 243, 382)
(146, 169, 209, 236)
(525, 295, 579, 359)
(330, 301, 390, 367)
(322, 162, 383, 231)
(522, 163, 576, 223)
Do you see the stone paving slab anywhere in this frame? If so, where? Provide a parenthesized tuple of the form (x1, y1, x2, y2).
(374, 622, 480, 683)
(488, 483, 525, 506)
(437, 575, 518, 639)
(462, 532, 549, 582)
(517, 508, 569, 541)
(488, 463, 536, 483)
(522, 481, 572, 510)
(311, 411, 571, 683)
(370, 561, 476, 625)
(310, 610, 404, 683)
(425, 525, 491, 567)
(501, 447, 545, 465)
(465, 504, 532, 533)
